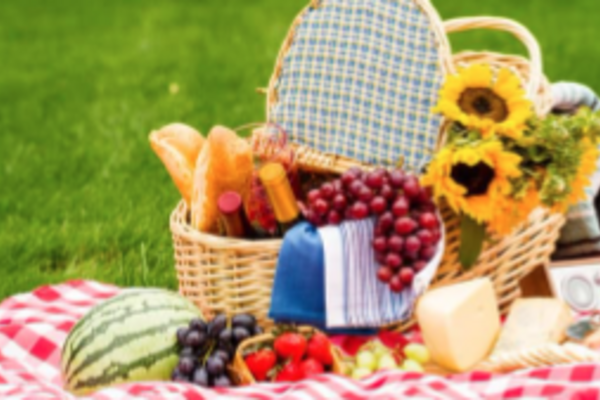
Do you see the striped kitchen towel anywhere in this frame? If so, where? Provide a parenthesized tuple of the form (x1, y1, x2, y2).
(319, 218, 443, 329)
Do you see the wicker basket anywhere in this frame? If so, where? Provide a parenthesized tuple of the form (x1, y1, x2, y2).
(231, 326, 344, 385)
(171, 7, 566, 329)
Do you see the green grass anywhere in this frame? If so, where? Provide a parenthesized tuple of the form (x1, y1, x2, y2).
(0, 0, 598, 299)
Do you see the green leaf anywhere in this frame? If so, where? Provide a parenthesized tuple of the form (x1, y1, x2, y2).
(459, 215, 486, 270)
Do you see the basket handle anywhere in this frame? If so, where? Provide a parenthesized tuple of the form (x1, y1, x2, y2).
(443, 17, 543, 99)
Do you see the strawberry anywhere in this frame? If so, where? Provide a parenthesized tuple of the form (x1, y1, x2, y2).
(274, 332, 307, 362)
(275, 361, 305, 382)
(300, 358, 324, 377)
(244, 349, 277, 382)
(307, 332, 334, 366)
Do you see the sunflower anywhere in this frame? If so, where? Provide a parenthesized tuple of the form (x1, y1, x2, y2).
(422, 140, 523, 224)
(489, 184, 541, 235)
(435, 64, 533, 139)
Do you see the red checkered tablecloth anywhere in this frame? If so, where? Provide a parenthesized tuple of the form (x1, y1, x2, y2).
(1, 280, 599, 400)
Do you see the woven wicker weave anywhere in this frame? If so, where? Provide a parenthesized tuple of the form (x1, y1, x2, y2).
(171, 5, 566, 330)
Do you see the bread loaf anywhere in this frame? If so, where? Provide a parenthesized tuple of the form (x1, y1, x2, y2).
(149, 123, 205, 205)
(191, 126, 254, 233)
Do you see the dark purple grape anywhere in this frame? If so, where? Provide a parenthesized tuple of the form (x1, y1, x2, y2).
(178, 356, 195, 375)
(176, 327, 189, 345)
(231, 314, 256, 330)
(180, 347, 194, 358)
(218, 341, 235, 359)
(189, 318, 208, 333)
(172, 367, 190, 383)
(208, 314, 228, 338)
(192, 367, 211, 387)
(219, 328, 233, 344)
(233, 327, 250, 344)
(253, 325, 264, 336)
(185, 330, 207, 348)
(206, 356, 225, 376)
(214, 349, 230, 364)
(213, 374, 232, 388)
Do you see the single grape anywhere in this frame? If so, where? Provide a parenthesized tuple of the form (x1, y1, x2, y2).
(214, 349, 231, 364)
(349, 180, 364, 197)
(356, 350, 377, 372)
(213, 374, 233, 388)
(385, 253, 402, 269)
(341, 170, 357, 187)
(178, 356, 196, 375)
(314, 199, 330, 216)
(365, 172, 384, 189)
(419, 246, 436, 262)
(185, 330, 206, 348)
(389, 275, 404, 293)
(392, 197, 409, 218)
(369, 196, 387, 215)
(416, 229, 434, 246)
(405, 236, 422, 253)
(419, 212, 439, 229)
(430, 229, 441, 243)
(176, 327, 189, 345)
(399, 267, 415, 285)
(307, 189, 322, 205)
(218, 341, 235, 359)
(189, 318, 207, 333)
(377, 354, 398, 370)
(358, 186, 374, 203)
(332, 194, 347, 211)
(387, 235, 404, 253)
(180, 346, 195, 358)
(253, 325, 264, 336)
(208, 314, 228, 338)
(377, 266, 393, 283)
(327, 210, 342, 225)
(401, 359, 425, 373)
(304, 209, 320, 226)
(380, 184, 396, 201)
(404, 251, 418, 262)
(332, 179, 343, 195)
(206, 356, 225, 376)
(416, 186, 434, 204)
(351, 202, 369, 220)
(388, 170, 405, 189)
(372, 236, 388, 253)
(394, 217, 417, 235)
(192, 367, 211, 387)
(321, 183, 335, 199)
(403, 177, 421, 199)
(377, 212, 394, 231)
(232, 314, 256, 330)
(375, 252, 388, 265)
(404, 343, 431, 364)
(233, 327, 250, 344)
(219, 328, 233, 344)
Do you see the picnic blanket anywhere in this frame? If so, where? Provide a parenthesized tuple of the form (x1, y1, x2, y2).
(1, 280, 600, 400)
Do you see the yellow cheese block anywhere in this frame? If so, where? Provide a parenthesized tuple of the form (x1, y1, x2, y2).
(492, 298, 573, 355)
(416, 278, 500, 373)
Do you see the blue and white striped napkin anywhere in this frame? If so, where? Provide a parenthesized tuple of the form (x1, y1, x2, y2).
(318, 218, 443, 329)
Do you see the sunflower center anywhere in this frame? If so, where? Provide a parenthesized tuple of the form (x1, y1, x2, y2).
(458, 88, 509, 123)
(451, 162, 495, 196)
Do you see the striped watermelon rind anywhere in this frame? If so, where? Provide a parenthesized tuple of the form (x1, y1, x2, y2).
(61, 289, 202, 395)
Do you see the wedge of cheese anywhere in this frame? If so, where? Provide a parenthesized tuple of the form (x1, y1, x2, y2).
(492, 298, 573, 355)
(416, 278, 501, 372)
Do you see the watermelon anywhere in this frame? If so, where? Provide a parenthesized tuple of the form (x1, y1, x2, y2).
(61, 288, 202, 395)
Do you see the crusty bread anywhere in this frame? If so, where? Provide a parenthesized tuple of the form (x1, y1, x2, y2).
(191, 126, 254, 233)
(149, 123, 205, 205)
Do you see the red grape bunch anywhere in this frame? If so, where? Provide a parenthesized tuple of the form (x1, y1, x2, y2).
(304, 167, 442, 293)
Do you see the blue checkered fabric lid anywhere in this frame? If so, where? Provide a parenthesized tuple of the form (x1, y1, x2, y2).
(268, 0, 448, 170)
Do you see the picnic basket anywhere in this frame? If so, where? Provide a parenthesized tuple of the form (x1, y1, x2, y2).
(171, 0, 565, 331)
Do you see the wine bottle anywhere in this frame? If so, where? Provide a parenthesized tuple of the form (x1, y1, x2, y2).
(258, 162, 303, 236)
(217, 191, 255, 239)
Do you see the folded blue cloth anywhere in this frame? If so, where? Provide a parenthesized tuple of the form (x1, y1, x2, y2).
(268, 222, 375, 335)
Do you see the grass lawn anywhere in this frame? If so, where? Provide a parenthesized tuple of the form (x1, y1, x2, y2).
(1, 0, 598, 299)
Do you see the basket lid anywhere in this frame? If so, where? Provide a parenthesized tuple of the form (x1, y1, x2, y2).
(267, 0, 452, 171)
